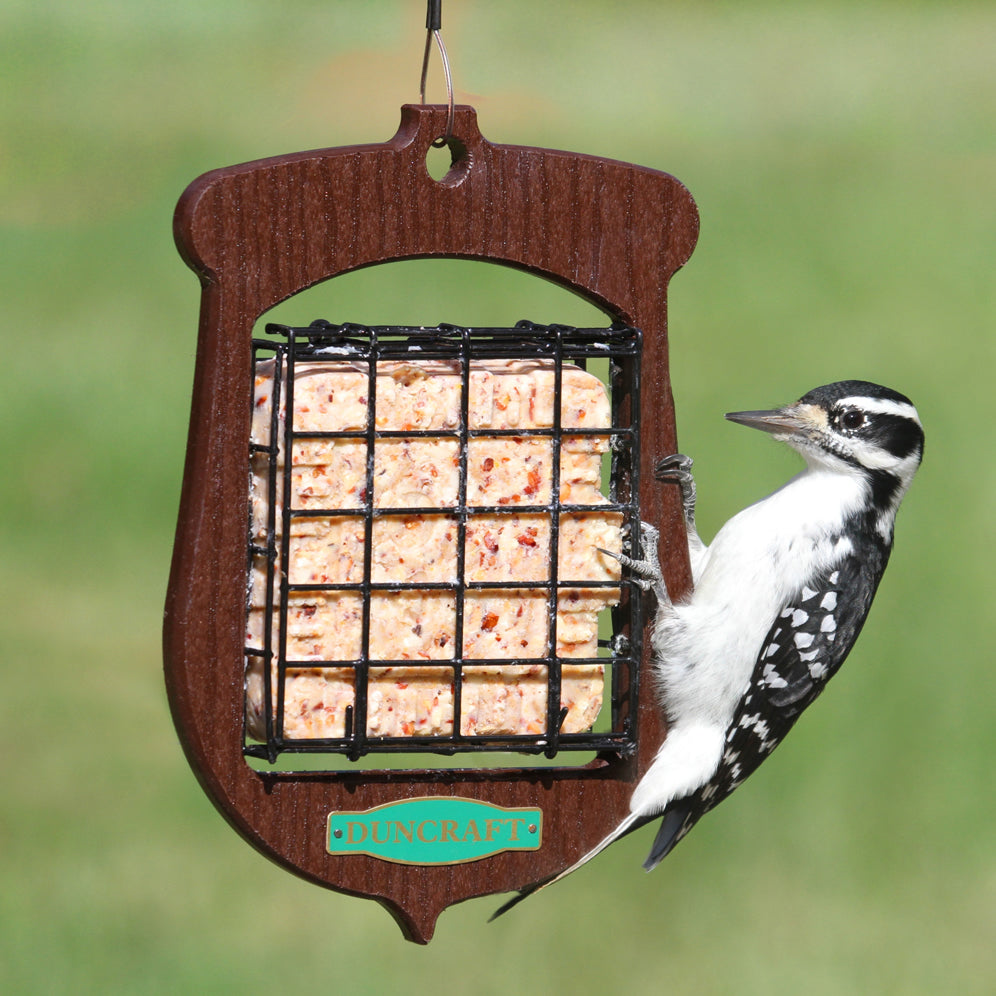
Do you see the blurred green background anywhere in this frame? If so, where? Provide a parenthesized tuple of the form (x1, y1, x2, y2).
(2, 1, 993, 992)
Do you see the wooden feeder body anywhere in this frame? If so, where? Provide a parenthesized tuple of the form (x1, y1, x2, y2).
(165, 104, 699, 943)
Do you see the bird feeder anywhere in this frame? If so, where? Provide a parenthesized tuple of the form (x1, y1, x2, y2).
(164, 101, 698, 943)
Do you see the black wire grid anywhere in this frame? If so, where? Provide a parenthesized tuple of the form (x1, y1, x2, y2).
(244, 320, 643, 765)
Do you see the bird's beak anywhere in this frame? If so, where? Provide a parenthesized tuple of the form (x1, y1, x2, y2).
(724, 403, 824, 439)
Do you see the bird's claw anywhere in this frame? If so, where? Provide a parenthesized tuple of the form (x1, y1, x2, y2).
(601, 522, 668, 603)
(654, 453, 694, 482)
(654, 453, 697, 528)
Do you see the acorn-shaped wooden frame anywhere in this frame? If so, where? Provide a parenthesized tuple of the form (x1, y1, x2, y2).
(165, 104, 699, 942)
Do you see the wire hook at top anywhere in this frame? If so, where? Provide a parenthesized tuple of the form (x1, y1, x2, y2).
(419, 0, 455, 147)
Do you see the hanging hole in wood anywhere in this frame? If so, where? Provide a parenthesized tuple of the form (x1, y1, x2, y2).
(425, 135, 470, 184)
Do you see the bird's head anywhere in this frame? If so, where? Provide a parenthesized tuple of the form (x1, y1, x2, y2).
(725, 380, 924, 505)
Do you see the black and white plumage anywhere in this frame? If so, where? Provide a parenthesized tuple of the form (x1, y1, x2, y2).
(492, 380, 923, 919)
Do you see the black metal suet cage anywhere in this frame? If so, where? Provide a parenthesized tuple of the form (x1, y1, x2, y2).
(244, 319, 644, 766)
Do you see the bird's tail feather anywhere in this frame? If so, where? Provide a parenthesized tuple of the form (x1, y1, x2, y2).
(642, 798, 694, 871)
(489, 810, 648, 921)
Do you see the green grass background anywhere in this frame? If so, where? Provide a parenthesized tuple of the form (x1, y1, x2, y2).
(2, 1, 993, 992)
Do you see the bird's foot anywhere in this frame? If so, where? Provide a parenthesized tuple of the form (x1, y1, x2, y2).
(654, 454, 697, 527)
(654, 453, 693, 476)
(600, 522, 668, 604)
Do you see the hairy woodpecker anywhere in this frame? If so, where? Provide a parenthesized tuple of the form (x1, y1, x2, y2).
(492, 380, 924, 919)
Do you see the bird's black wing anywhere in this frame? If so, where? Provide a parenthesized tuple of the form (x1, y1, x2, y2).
(643, 539, 888, 869)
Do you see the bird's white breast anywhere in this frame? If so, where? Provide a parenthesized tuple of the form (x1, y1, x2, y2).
(652, 468, 867, 726)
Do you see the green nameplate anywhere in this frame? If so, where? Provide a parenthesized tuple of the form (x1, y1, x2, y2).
(327, 797, 543, 865)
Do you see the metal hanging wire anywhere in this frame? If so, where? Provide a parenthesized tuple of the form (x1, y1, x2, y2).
(419, 0, 455, 147)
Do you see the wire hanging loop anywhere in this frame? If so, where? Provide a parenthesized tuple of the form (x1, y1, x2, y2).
(419, 0, 455, 148)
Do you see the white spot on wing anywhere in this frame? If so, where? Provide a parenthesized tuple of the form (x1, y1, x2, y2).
(821, 591, 837, 610)
(833, 537, 853, 559)
(794, 632, 815, 649)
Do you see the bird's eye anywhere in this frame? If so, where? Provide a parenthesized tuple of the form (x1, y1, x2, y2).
(840, 410, 865, 431)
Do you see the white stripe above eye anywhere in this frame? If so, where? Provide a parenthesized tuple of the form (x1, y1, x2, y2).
(838, 396, 922, 426)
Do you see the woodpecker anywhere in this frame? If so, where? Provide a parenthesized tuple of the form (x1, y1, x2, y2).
(492, 380, 923, 919)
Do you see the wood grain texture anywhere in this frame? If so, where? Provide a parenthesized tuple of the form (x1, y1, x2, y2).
(165, 104, 699, 943)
